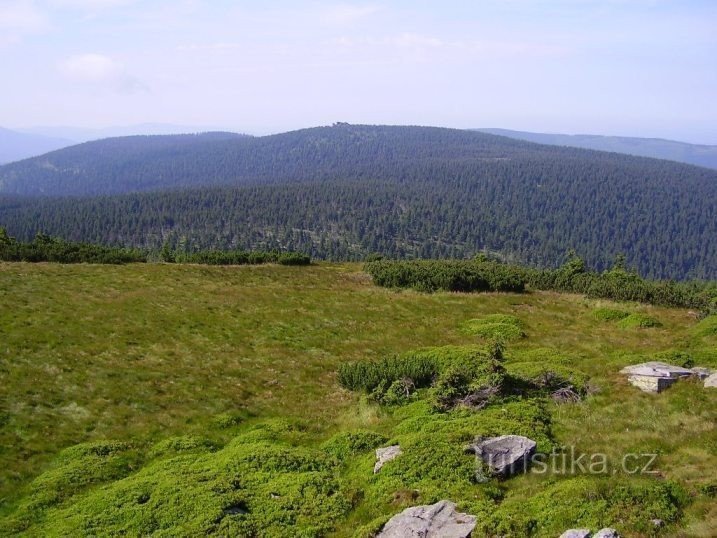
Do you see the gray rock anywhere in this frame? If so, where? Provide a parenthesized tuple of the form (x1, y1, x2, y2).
(705, 372, 717, 388)
(620, 362, 694, 393)
(594, 529, 621, 538)
(690, 367, 714, 380)
(620, 362, 693, 378)
(465, 435, 536, 476)
(376, 500, 476, 538)
(651, 518, 665, 528)
(559, 530, 592, 538)
(374, 445, 402, 473)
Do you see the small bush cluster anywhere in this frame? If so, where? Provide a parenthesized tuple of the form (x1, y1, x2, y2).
(176, 249, 311, 266)
(652, 350, 694, 368)
(339, 344, 507, 411)
(148, 436, 217, 459)
(337, 355, 438, 395)
(321, 431, 389, 460)
(592, 308, 630, 322)
(525, 253, 717, 313)
(364, 255, 717, 314)
(0, 229, 145, 264)
(617, 313, 662, 329)
(461, 314, 526, 341)
(0, 228, 311, 266)
(693, 315, 717, 337)
(480, 476, 688, 536)
(364, 259, 525, 293)
(2, 435, 351, 537)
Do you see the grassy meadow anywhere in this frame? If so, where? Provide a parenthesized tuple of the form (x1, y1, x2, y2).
(0, 262, 715, 536)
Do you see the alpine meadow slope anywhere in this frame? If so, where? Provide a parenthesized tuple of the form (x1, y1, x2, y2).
(1, 124, 716, 279)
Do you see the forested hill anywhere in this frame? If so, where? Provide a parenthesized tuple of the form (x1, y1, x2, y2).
(0, 131, 250, 196)
(476, 128, 717, 170)
(4, 123, 708, 197)
(1, 124, 716, 279)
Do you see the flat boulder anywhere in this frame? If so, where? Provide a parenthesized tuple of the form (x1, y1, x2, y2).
(376, 500, 476, 538)
(620, 361, 694, 393)
(705, 372, 717, 388)
(374, 445, 402, 473)
(465, 434, 536, 476)
(690, 367, 714, 380)
(559, 531, 592, 538)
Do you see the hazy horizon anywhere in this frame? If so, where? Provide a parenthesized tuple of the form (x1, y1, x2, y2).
(2, 1, 716, 144)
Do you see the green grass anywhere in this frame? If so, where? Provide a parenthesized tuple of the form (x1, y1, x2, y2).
(1, 262, 716, 536)
(618, 313, 663, 329)
(460, 313, 526, 341)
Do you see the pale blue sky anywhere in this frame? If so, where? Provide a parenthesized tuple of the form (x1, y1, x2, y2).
(1, 0, 716, 142)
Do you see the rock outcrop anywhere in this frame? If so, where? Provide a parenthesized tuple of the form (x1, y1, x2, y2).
(374, 445, 402, 473)
(620, 362, 694, 393)
(705, 372, 717, 388)
(690, 367, 714, 380)
(594, 529, 621, 538)
(376, 500, 476, 538)
(559, 530, 592, 538)
(465, 434, 536, 476)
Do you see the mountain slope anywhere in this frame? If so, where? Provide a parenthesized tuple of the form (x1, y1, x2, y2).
(0, 127, 73, 165)
(0, 131, 249, 195)
(476, 128, 717, 170)
(0, 125, 538, 196)
(1, 124, 716, 280)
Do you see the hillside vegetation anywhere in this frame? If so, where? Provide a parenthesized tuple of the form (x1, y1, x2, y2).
(1, 261, 716, 536)
(476, 128, 717, 170)
(1, 125, 717, 279)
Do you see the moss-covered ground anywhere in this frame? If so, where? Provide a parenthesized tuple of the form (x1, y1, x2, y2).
(1, 262, 715, 536)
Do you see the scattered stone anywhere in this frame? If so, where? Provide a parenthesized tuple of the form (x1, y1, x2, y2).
(374, 445, 402, 473)
(465, 435, 536, 477)
(376, 500, 476, 538)
(690, 367, 714, 380)
(552, 386, 581, 403)
(559, 530, 592, 538)
(705, 372, 717, 388)
(620, 362, 694, 393)
(594, 529, 621, 538)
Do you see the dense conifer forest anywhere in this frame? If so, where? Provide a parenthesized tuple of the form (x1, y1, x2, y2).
(1, 124, 716, 279)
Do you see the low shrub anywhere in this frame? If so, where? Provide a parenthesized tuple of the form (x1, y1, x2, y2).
(652, 350, 694, 368)
(364, 259, 525, 293)
(0, 231, 145, 264)
(148, 436, 217, 459)
(505, 361, 590, 396)
(337, 355, 438, 394)
(2, 435, 352, 537)
(618, 313, 662, 329)
(592, 308, 630, 322)
(480, 476, 688, 536)
(694, 315, 717, 337)
(461, 314, 526, 341)
(322, 431, 389, 460)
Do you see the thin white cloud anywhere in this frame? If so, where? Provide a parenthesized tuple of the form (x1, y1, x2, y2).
(0, 0, 48, 34)
(58, 53, 148, 94)
(319, 4, 380, 24)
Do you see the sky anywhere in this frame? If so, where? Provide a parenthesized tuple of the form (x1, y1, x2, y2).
(1, 0, 716, 143)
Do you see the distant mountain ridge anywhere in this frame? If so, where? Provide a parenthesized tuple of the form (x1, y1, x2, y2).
(475, 128, 717, 170)
(1, 124, 716, 280)
(0, 127, 73, 165)
(16, 123, 228, 144)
